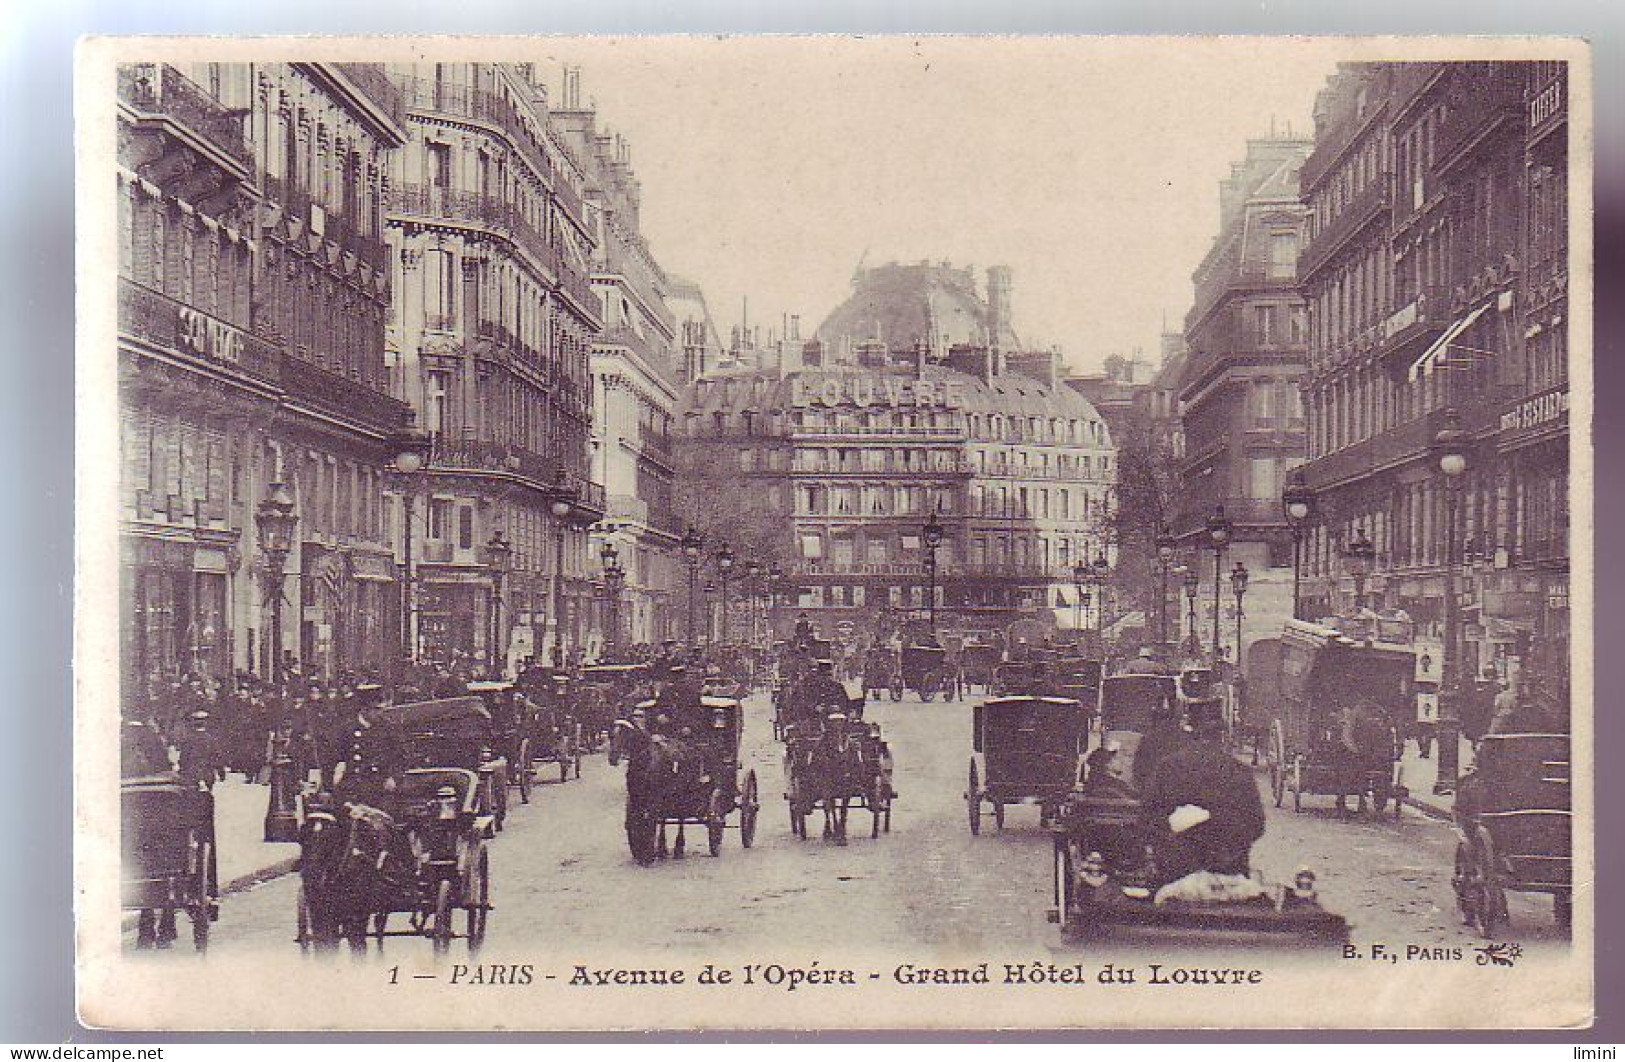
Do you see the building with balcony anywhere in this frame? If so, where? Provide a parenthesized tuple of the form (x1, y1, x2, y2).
(118, 60, 416, 698)
(383, 62, 605, 669)
(553, 70, 686, 649)
(673, 261, 1115, 641)
(1173, 134, 1313, 661)
(1296, 61, 1562, 713)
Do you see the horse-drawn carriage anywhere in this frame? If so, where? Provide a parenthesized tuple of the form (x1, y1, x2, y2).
(571, 663, 648, 751)
(1452, 732, 1572, 936)
(966, 694, 1088, 833)
(1264, 621, 1412, 817)
(123, 775, 218, 950)
(958, 643, 1003, 694)
(861, 644, 902, 702)
(612, 695, 761, 864)
(467, 681, 536, 806)
(1234, 639, 1283, 763)
(1046, 669, 1348, 943)
(1054, 657, 1104, 713)
(784, 696, 894, 843)
(296, 697, 499, 953)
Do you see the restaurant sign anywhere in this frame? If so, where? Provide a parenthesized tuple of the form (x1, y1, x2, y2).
(790, 374, 968, 409)
(1500, 388, 1568, 433)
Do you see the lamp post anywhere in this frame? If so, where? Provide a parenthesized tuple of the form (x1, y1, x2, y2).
(744, 559, 763, 642)
(1071, 561, 1089, 634)
(254, 482, 298, 687)
(1230, 561, 1249, 670)
(1432, 409, 1469, 795)
(715, 542, 735, 643)
(1205, 506, 1232, 664)
(702, 580, 718, 644)
(1180, 565, 1201, 657)
(1092, 550, 1111, 647)
(1282, 470, 1315, 621)
(922, 506, 944, 635)
(600, 541, 624, 660)
(484, 529, 512, 677)
(767, 562, 785, 639)
(548, 467, 577, 668)
(681, 526, 704, 646)
(1343, 527, 1376, 614)
(1155, 525, 1176, 645)
(391, 442, 428, 663)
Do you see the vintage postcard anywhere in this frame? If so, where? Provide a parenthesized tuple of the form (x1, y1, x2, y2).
(74, 35, 1593, 1031)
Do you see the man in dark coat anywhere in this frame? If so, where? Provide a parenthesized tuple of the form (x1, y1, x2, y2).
(1140, 700, 1266, 883)
(174, 709, 227, 790)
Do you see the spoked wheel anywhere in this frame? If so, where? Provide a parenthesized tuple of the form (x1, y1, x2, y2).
(465, 845, 489, 952)
(432, 879, 455, 955)
(708, 788, 727, 856)
(967, 758, 982, 836)
(1268, 721, 1286, 808)
(516, 739, 533, 804)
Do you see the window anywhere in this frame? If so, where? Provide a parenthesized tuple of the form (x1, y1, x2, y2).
(425, 371, 449, 435)
(458, 506, 474, 550)
(425, 249, 456, 329)
(428, 498, 453, 539)
(867, 538, 889, 564)
(1269, 232, 1298, 280)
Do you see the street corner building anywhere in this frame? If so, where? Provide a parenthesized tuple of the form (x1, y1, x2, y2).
(672, 260, 1120, 645)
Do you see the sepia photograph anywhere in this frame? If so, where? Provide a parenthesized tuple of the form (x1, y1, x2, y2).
(73, 35, 1592, 1031)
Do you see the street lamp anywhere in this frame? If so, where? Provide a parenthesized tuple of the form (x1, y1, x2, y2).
(681, 526, 704, 647)
(702, 580, 719, 644)
(600, 541, 624, 660)
(715, 542, 735, 643)
(1071, 561, 1090, 634)
(1155, 525, 1177, 645)
(1282, 470, 1315, 621)
(1230, 560, 1249, 672)
(254, 482, 298, 687)
(484, 529, 512, 677)
(391, 439, 429, 663)
(1092, 550, 1111, 646)
(744, 559, 763, 642)
(1205, 505, 1232, 664)
(1343, 527, 1376, 614)
(922, 506, 945, 635)
(548, 466, 577, 668)
(1432, 408, 1469, 795)
(1180, 564, 1201, 657)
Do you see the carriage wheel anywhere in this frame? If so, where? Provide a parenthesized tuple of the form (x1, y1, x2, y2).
(465, 845, 490, 952)
(188, 834, 212, 952)
(993, 800, 1006, 831)
(1475, 834, 1506, 938)
(1053, 840, 1074, 933)
(1268, 722, 1286, 808)
(432, 879, 455, 954)
(708, 788, 728, 856)
(514, 739, 533, 804)
(740, 771, 759, 849)
(966, 759, 982, 836)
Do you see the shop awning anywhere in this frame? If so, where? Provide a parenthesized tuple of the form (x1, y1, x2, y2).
(1408, 302, 1489, 382)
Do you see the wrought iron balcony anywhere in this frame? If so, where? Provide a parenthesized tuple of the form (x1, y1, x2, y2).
(118, 277, 278, 385)
(389, 184, 560, 280)
(117, 63, 252, 174)
(1299, 180, 1390, 282)
(330, 63, 407, 131)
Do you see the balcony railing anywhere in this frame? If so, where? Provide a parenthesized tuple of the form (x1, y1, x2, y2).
(117, 63, 252, 172)
(389, 184, 560, 280)
(791, 424, 968, 439)
(794, 458, 974, 476)
(278, 350, 411, 435)
(792, 561, 1088, 581)
(1299, 181, 1390, 282)
(331, 63, 406, 131)
(118, 277, 278, 385)
(1434, 68, 1521, 172)
(557, 259, 600, 320)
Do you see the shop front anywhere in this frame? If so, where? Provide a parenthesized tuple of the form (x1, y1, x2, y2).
(122, 532, 236, 705)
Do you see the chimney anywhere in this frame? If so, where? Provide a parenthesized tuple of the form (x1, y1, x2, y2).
(790, 314, 801, 341)
(986, 265, 1013, 350)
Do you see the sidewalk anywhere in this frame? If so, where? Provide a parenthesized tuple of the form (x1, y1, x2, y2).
(1398, 734, 1474, 821)
(212, 775, 302, 894)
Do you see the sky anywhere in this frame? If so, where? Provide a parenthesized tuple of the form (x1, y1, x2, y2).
(534, 37, 1342, 376)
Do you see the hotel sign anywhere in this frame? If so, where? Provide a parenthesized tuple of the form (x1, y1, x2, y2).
(1500, 388, 1568, 433)
(790, 375, 968, 409)
(178, 306, 243, 366)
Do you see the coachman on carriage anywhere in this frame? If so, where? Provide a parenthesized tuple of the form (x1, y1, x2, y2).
(782, 683, 894, 844)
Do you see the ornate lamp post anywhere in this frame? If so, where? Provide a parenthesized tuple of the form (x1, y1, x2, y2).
(600, 541, 625, 660)
(681, 526, 704, 646)
(1180, 564, 1201, 657)
(702, 580, 719, 644)
(391, 439, 429, 663)
(484, 529, 512, 676)
(1205, 505, 1232, 664)
(922, 506, 945, 635)
(1155, 525, 1176, 644)
(548, 467, 578, 668)
(1230, 560, 1249, 669)
(1282, 470, 1315, 621)
(254, 482, 298, 687)
(1092, 550, 1111, 646)
(1343, 527, 1376, 613)
(715, 542, 735, 643)
(1432, 409, 1469, 795)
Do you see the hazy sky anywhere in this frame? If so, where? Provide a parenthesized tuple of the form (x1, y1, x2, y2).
(535, 37, 1341, 375)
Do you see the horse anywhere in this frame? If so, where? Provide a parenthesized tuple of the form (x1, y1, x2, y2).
(798, 714, 873, 845)
(1332, 702, 1400, 816)
(298, 802, 395, 952)
(613, 719, 703, 864)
